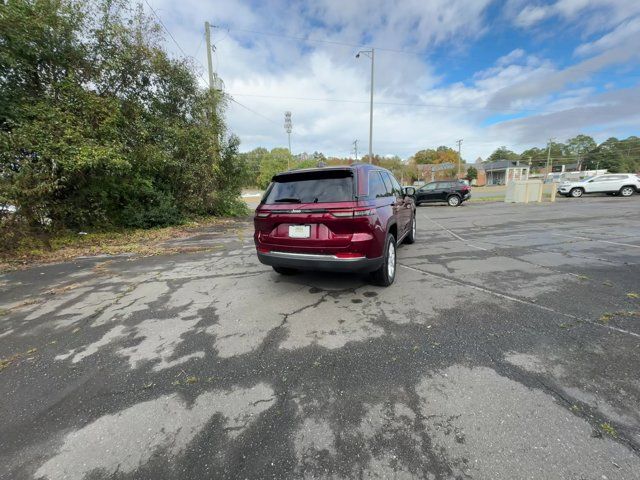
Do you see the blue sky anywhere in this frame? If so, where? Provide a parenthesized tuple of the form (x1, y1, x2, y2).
(146, 0, 640, 161)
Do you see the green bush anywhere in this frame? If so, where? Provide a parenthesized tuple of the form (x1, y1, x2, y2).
(0, 0, 244, 241)
(119, 186, 182, 229)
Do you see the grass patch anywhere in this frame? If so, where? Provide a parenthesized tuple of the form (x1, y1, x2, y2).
(599, 310, 640, 323)
(0, 216, 239, 272)
(600, 422, 618, 438)
(599, 313, 614, 323)
(469, 196, 505, 203)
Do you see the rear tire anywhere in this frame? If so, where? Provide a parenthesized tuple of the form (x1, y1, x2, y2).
(404, 215, 416, 244)
(569, 188, 584, 198)
(273, 266, 297, 275)
(619, 186, 635, 197)
(447, 195, 461, 207)
(371, 234, 396, 287)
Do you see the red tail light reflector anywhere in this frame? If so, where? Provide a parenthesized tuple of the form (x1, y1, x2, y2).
(335, 252, 365, 259)
(257, 247, 270, 253)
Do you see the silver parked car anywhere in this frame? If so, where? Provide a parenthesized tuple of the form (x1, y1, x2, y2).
(558, 174, 640, 198)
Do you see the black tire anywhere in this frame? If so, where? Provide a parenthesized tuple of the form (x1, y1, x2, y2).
(569, 188, 584, 198)
(619, 186, 635, 197)
(273, 266, 297, 275)
(447, 195, 461, 207)
(371, 234, 397, 287)
(404, 214, 416, 244)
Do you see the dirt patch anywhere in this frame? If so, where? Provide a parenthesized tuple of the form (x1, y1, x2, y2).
(0, 217, 243, 273)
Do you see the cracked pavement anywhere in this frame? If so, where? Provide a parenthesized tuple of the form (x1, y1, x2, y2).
(1, 197, 639, 479)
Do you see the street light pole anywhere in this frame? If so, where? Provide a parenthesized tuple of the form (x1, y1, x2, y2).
(456, 139, 463, 178)
(284, 111, 292, 169)
(356, 48, 375, 163)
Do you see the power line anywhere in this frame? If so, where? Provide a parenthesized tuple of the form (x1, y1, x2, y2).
(193, 31, 205, 59)
(226, 92, 557, 114)
(143, 0, 209, 86)
(227, 96, 280, 126)
(143, 3, 278, 128)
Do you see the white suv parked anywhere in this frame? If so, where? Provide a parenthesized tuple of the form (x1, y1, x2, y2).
(558, 174, 640, 198)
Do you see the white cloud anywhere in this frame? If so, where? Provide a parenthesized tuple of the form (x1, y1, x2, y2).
(489, 84, 640, 143)
(575, 15, 640, 56)
(145, 0, 640, 162)
(515, 5, 550, 27)
(511, 0, 640, 32)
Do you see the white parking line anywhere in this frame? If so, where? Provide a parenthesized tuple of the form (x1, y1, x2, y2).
(399, 263, 640, 340)
(419, 213, 490, 251)
(552, 233, 640, 249)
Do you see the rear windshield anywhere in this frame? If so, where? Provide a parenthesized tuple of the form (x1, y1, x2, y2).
(264, 170, 354, 204)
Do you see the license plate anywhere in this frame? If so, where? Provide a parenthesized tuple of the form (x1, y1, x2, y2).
(288, 225, 311, 238)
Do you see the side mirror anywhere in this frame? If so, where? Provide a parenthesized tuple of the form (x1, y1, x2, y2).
(403, 187, 416, 196)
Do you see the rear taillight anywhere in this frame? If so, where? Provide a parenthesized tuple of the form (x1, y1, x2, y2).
(255, 211, 270, 218)
(257, 246, 270, 253)
(330, 208, 374, 218)
(335, 252, 365, 259)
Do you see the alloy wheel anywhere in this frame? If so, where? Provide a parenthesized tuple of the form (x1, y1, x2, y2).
(387, 241, 396, 280)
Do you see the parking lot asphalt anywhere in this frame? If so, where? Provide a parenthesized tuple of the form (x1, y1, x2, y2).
(1, 196, 639, 480)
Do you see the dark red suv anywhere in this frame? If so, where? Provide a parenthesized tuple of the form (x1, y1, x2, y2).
(254, 164, 416, 286)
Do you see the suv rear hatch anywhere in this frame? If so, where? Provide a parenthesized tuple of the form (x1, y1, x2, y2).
(254, 168, 374, 256)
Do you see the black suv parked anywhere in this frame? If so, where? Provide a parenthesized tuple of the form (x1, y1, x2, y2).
(414, 181, 471, 207)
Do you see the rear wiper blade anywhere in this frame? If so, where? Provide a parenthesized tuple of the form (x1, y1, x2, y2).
(274, 197, 301, 203)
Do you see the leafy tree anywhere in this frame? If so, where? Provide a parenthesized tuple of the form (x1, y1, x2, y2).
(238, 147, 269, 187)
(256, 148, 293, 188)
(584, 137, 640, 173)
(0, 0, 243, 237)
(519, 147, 545, 162)
(486, 147, 519, 163)
(412, 147, 459, 165)
(465, 166, 478, 181)
(412, 149, 437, 164)
(566, 134, 597, 156)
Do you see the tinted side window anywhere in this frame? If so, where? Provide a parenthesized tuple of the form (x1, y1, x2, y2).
(381, 171, 393, 193)
(368, 171, 388, 198)
(437, 182, 452, 189)
(420, 183, 437, 191)
(386, 173, 403, 195)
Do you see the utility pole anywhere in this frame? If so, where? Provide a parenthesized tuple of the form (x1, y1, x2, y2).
(545, 138, 554, 182)
(368, 49, 374, 164)
(456, 139, 463, 178)
(353, 140, 359, 161)
(204, 21, 215, 90)
(284, 111, 292, 168)
(356, 48, 375, 163)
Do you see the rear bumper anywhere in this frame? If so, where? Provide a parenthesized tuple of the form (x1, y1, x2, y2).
(257, 251, 383, 272)
(462, 192, 471, 201)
